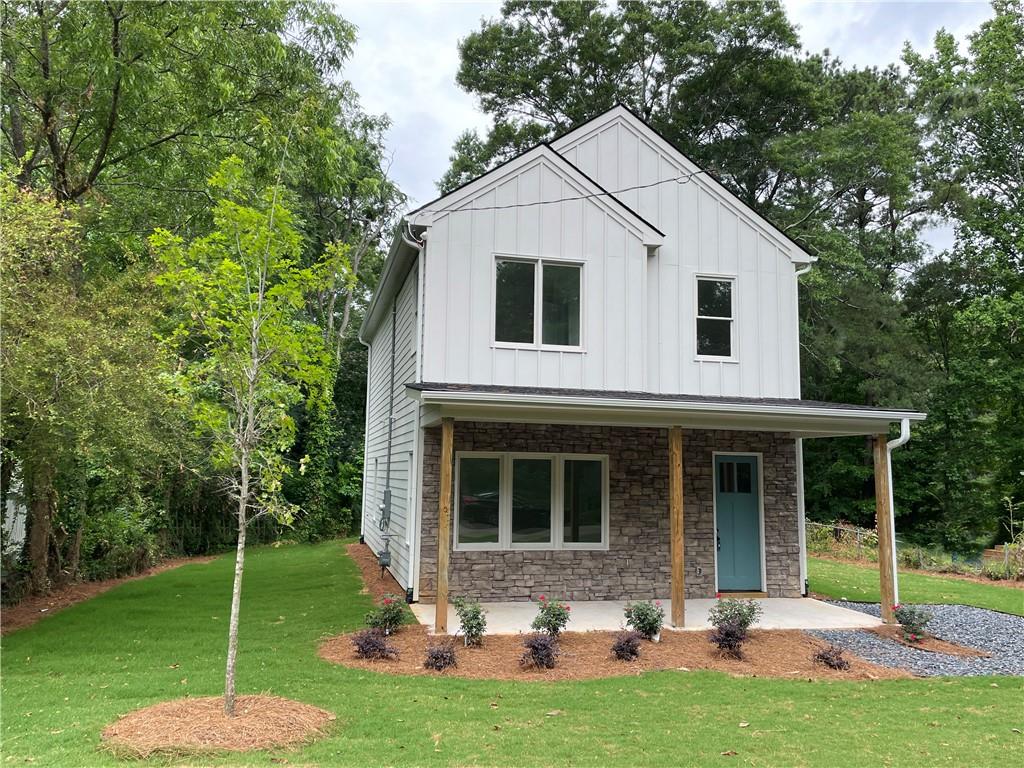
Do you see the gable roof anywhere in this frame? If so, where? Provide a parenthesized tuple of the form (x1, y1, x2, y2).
(549, 103, 816, 265)
(407, 142, 664, 246)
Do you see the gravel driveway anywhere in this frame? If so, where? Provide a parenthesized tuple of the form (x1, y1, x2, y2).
(809, 602, 1024, 677)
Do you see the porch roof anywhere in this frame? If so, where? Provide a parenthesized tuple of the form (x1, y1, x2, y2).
(407, 382, 926, 438)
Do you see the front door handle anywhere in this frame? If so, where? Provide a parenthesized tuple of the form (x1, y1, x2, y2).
(716, 533, 721, 552)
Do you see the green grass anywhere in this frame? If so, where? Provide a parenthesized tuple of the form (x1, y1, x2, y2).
(809, 556, 1024, 616)
(2, 543, 1021, 767)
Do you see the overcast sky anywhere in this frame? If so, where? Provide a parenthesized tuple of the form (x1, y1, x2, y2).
(334, 0, 994, 247)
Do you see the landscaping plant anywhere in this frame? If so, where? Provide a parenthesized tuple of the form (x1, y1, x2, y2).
(624, 600, 665, 640)
(530, 594, 571, 636)
(611, 632, 642, 661)
(707, 598, 763, 636)
(521, 634, 560, 669)
(709, 620, 747, 659)
(893, 604, 932, 642)
(813, 645, 851, 671)
(423, 643, 457, 671)
(351, 629, 399, 660)
(453, 597, 487, 646)
(365, 594, 405, 635)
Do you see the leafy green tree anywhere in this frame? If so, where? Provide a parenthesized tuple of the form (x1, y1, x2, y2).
(153, 158, 329, 715)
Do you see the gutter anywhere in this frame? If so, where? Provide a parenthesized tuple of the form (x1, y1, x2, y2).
(794, 261, 812, 594)
(885, 418, 912, 604)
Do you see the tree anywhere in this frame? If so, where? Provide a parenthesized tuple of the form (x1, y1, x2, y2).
(152, 158, 329, 715)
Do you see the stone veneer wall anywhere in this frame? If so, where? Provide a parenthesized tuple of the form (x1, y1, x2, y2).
(417, 422, 801, 602)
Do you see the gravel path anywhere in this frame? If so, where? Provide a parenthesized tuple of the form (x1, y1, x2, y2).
(810, 602, 1024, 677)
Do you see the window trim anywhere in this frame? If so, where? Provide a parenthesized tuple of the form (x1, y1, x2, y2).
(694, 273, 738, 363)
(453, 451, 609, 552)
(492, 254, 585, 352)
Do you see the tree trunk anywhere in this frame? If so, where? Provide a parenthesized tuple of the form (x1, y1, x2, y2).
(223, 465, 249, 717)
(26, 462, 55, 593)
(66, 526, 84, 581)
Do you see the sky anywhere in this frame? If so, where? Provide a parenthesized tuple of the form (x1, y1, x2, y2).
(334, 0, 995, 246)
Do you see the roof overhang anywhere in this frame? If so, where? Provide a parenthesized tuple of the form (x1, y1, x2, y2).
(407, 385, 926, 439)
(358, 220, 423, 343)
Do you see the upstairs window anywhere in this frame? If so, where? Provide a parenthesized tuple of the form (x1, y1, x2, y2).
(495, 257, 581, 348)
(696, 277, 734, 358)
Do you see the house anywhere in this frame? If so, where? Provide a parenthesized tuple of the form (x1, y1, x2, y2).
(358, 104, 924, 630)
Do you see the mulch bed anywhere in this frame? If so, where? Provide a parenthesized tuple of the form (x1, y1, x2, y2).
(868, 625, 990, 657)
(2, 555, 218, 635)
(101, 695, 335, 758)
(319, 625, 908, 681)
(347, 542, 405, 601)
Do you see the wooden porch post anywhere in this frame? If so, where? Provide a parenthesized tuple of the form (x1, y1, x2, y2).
(435, 417, 454, 634)
(669, 426, 685, 627)
(873, 434, 897, 624)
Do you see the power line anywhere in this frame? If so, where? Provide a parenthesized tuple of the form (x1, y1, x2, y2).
(415, 168, 710, 215)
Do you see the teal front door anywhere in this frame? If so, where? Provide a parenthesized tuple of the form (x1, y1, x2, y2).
(714, 455, 762, 591)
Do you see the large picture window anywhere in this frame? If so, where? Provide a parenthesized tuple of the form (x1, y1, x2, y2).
(455, 452, 608, 550)
(495, 257, 581, 348)
(696, 276, 734, 358)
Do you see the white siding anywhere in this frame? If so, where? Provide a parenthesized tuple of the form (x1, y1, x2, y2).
(421, 155, 651, 391)
(554, 116, 802, 398)
(362, 263, 419, 591)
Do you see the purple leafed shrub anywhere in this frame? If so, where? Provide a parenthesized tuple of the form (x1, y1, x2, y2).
(612, 632, 642, 661)
(813, 645, 851, 670)
(521, 633, 560, 669)
(423, 643, 457, 671)
(352, 629, 398, 660)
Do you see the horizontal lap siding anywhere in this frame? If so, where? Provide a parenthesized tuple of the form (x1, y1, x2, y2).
(362, 265, 419, 591)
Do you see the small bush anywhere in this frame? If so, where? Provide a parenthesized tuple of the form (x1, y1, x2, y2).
(813, 645, 851, 670)
(707, 598, 762, 636)
(624, 600, 664, 639)
(453, 597, 487, 646)
(982, 561, 1018, 580)
(530, 595, 571, 636)
(423, 643, 457, 671)
(709, 620, 747, 659)
(365, 594, 405, 634)
(521, 634, 560, 669)
(893, 604, 931, 641)
(611, 632, 642, 661)
(351, 629, 398, 660)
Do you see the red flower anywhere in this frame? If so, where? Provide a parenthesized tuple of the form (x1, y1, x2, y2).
(715, 592, 722, 599)
(566, 606, 571, 612)
(655, 601, 662, 607)
(538, 594, 546, 601)
(382, 598, 393, 605)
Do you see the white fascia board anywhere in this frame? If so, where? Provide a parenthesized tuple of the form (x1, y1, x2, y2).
(550, 106, 815, 265)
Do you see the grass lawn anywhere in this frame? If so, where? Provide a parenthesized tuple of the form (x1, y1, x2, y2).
(809, 557, 1024, 616)
(2, 543, 1021, 767)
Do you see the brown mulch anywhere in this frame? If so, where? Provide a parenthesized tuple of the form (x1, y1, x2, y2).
(101, 695, 335, 758)
(868, 625, 990, 657)
(319, 624, 909, 681)
(1, 555, 219, 635)
(346, 542, 405, 601)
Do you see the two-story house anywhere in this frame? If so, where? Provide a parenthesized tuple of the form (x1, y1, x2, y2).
(359, 104, 924, 631)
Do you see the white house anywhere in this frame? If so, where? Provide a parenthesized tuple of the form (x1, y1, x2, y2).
(359, 104, 924, 629)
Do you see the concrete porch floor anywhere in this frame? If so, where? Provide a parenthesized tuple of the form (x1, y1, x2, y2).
(411, 598, 884, 635)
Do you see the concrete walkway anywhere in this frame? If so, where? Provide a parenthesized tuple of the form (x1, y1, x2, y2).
(411, 597, 884, 635)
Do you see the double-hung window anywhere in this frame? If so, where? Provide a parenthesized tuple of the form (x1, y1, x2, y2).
(696, 276, 735, 359)
(455, 452, 608, 550)
(494, 257, 581, 348)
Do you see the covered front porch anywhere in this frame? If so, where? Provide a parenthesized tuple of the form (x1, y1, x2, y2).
(411, 597, 884, 634)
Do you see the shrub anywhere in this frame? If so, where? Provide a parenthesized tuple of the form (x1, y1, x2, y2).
(982, 561, 1018, 580)
(423, 643, 457, 671)
(453, 597, 487, 646)
(530, 594, 570, 636)
(813, 645, 851, 671)
(707, 598, 762, 636)
(365, 594, 405, 634)
(893, 604, 931, 641)
(611, 632, 642, 661)
(709, 620, 747, 659)
(351, 629, 398, 660)
(624, 600, 664, 640)
(521, 634, 560, 669)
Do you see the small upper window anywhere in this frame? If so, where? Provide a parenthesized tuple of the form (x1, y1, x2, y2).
(696, 277, 733, 358)
(495, 257, 581, 347)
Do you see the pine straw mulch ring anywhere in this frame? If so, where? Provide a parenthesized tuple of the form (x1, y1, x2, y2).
(319, 624, 909, 681)
(101, 695, 335, 758)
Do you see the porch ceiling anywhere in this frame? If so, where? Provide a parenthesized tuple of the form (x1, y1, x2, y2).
(407, 383, 925, 438)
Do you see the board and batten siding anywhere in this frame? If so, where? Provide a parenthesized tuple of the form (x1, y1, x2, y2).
(420, 155, 651, 392)
(552, 114, 802, 399)
(361, 262, 419, 592)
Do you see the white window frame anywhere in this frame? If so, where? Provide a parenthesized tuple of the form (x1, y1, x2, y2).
(694, 273, 737, 363)
(453, 451, 609, 552)
(492, 254, 585, 352)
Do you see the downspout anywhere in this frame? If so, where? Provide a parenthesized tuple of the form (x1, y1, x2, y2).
(400, 224, 425, 602)
(886, 418, 911, 605)
(794, 261, 813, 595)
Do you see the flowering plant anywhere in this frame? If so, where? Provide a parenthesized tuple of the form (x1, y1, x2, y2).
(365, 593, 405, 634)
(624, 600, 665, 640)
(530, 595, 571, 636)
(893, 604, 931, 642)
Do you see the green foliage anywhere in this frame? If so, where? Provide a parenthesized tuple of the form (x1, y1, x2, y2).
(453, 597, 488, 646)
(530, 595, 571, 636)
(364, 594, 406, 635)
(707, 598, 763, 636)
(893, 604, 932, 642)
(624, 600, 665, 639)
